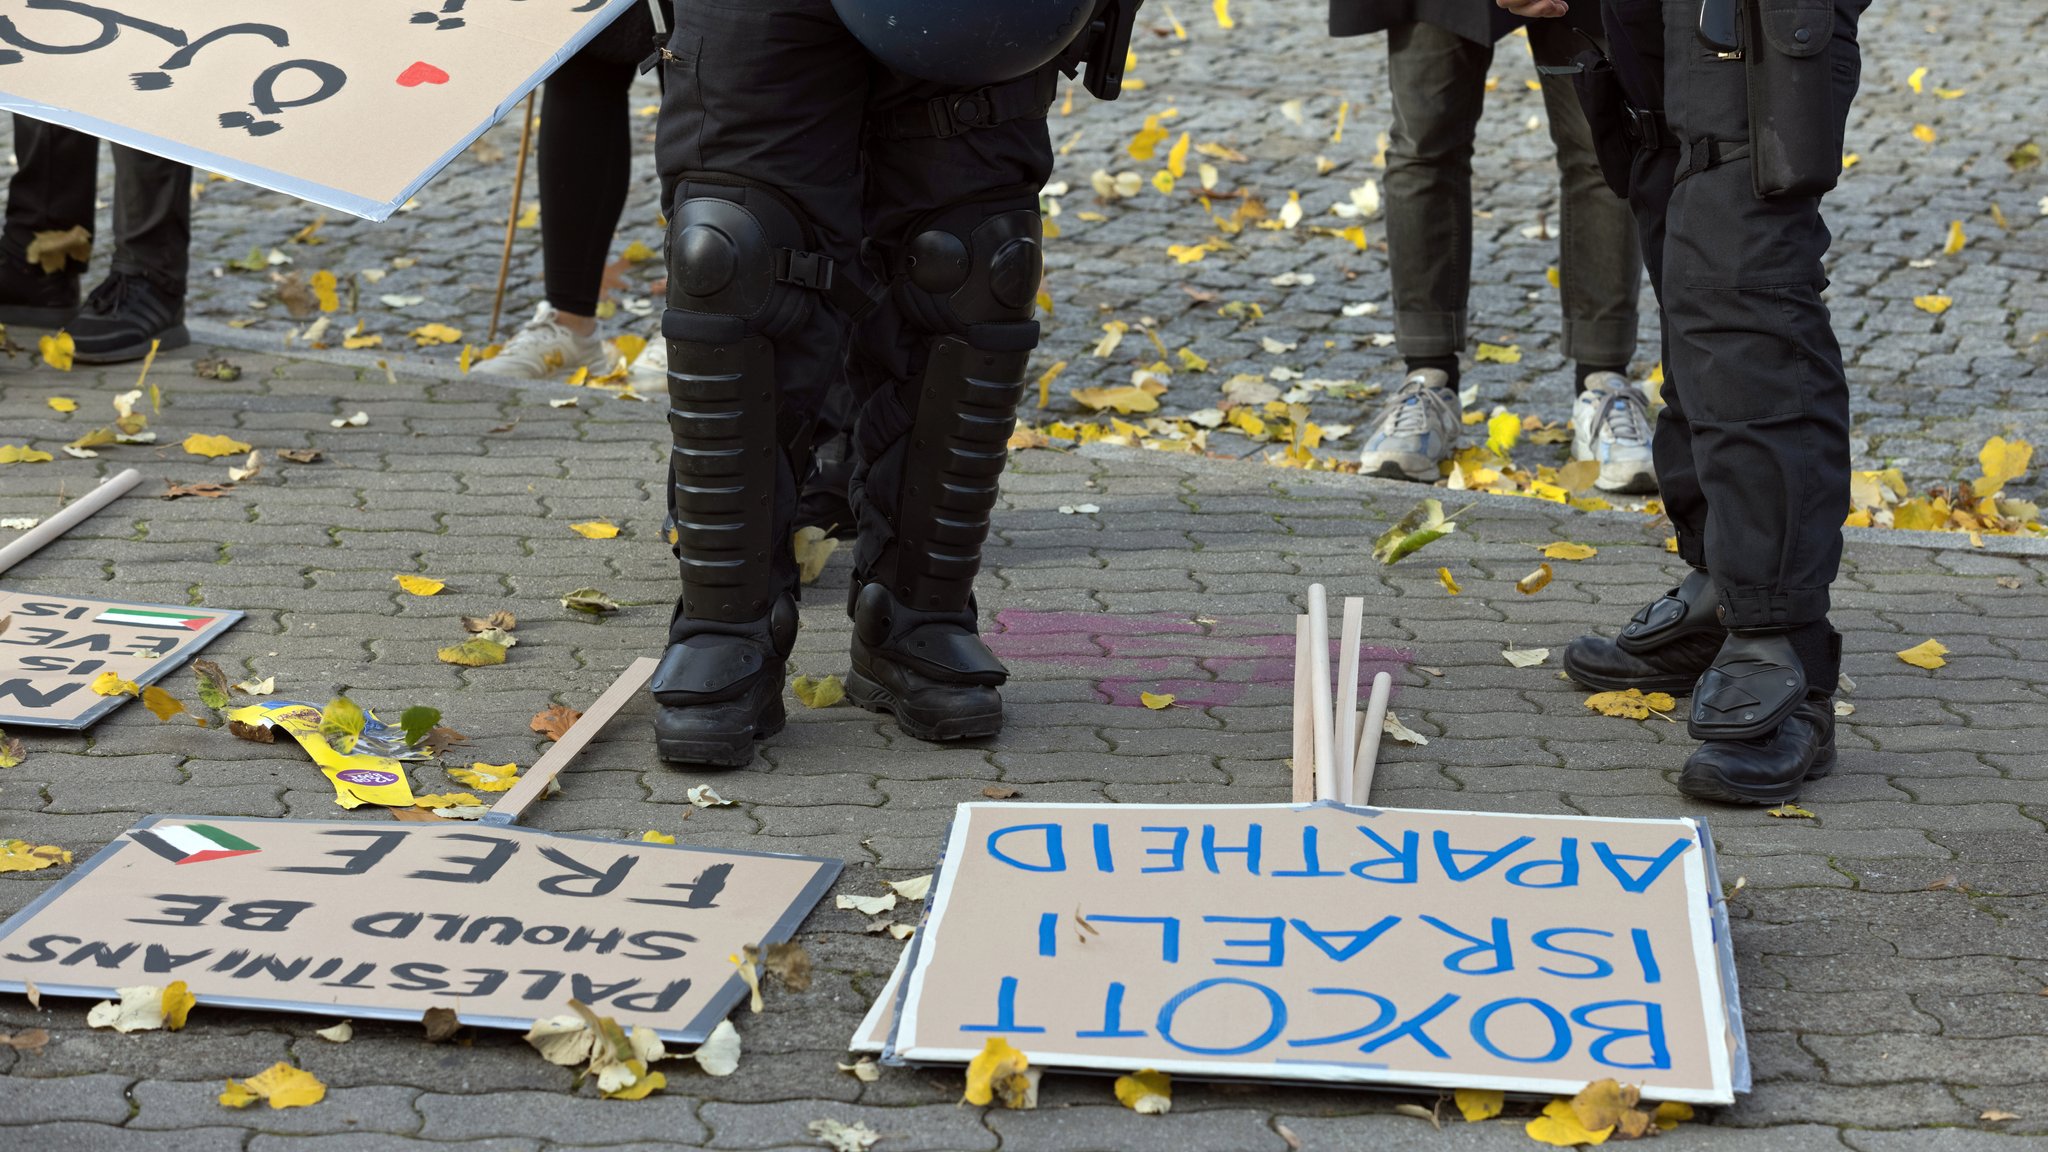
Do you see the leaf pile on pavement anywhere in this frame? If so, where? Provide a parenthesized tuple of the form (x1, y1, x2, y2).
(219, 1063, 326, 1110)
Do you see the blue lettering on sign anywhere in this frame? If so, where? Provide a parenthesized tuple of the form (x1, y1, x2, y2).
(1037, 911, 1058, 958)
(1204, 916, 1285, 967)
(1271, 825, 1345, 878)
(1289, 916, 1401, 962)
(1286, 987, 1397, 1048)
(1507, 837, 1581, 888)
(1357, 992, 1461, 1058)
(1200, 823, 1263, 874)
(961, 975, 1046, 1034)
(1532, 927, 1615, 979)
(1139, 826, 1189, 873)
(987, 824, 1066, 872)
(1092, 823, 1114, 873)
(1420, 915, 1514, 975)
(1089, 915, 1182, 963)
(1593, 838, 1690, 893)
(1631, 927, 1663, 984)
(1432, 830, 1535, 882)
(1155, 977, 1287, 1056)
(1348, 825, 1419, 883)
(1077, 981, 1147, 1039)
(1470, 997, 1572, 1064)
(1572, 1000, 1672, 1069)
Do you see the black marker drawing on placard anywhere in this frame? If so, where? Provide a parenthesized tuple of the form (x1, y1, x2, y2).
(411, 0, 467, 32)
(0, 0, 185, 64)
(218, 58, 348, 137)
(131, 22, 289, 90)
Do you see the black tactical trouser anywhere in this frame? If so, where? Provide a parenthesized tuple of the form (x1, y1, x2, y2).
(4, 115, 191, 296)
(1607, 0, 1865, 630)
(653, 0, 1053, 607)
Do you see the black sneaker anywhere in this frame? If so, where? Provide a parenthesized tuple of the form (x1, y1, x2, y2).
(0, 243, 81, 328)
(70, 272, 189, 364)
(844, 582, 1005, 742)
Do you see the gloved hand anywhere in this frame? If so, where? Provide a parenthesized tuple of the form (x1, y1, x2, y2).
(1496, 0, 1570, 16)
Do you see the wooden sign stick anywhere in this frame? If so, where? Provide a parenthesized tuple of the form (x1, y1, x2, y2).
(487, 91, 538, 343)
(482, 656, 658, 825)
(1332, 596, 1364, 804)
(0, 468, 142, 576)
(1351, 671, 1395, 805)
(1305, 584, 1337, 802)
(1291, 616, 1314, 802)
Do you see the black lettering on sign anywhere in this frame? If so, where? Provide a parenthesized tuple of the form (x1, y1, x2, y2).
(410, 834, 518, 884)
(143, 943, 214, 973)
(627, 863, 732, 910)
(0, 678, 81, 710)
(411, 0, 467, 32)
(3, 934, 78, 962)
(130, 894, 227, 927)
(220, 900, 314, 933)
(220, 59, 349, 137)
(131, 22, 288, 91)
(0, 0, 186, 65)
(280, 829, 408, 876)
(535, 846, 637, 897)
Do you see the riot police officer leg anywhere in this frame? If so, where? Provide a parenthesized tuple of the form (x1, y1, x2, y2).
(650, 178, 818, 766)
(1562, 567, 1725, 694)
(843, 199, 1043, 741)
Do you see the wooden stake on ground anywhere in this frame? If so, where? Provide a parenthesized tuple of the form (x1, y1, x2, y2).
(487, 91, 538, 344)
(0, 468, 142, 576)
(1306, 584, 1337, 801)
(1332, 596, 1364, 803)
(483, 656, 658, 825)
(1352, 670, 1394, 805)
(1291, 615, 1314, 802)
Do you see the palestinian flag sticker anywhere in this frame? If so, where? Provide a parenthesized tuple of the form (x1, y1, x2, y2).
(95, 606, 217, 632)
(132, 823, 261, 865)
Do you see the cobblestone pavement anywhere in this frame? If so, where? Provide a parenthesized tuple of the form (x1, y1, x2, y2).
(3, 0, 2041, 500)
(2, 341, 2045, 1150)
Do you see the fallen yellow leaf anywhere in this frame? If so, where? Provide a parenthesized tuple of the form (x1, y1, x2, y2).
(1475, 342, 1521, 364)
(1486, 410, 1521, 456)
(1071, 386, 1159, 414)
(1036, 360, 1068, 408)
(38, 331, 73, 371)
(1896, 638, 1948, 669)
(1975, 435, 2032, 495)
(1767, 802, 1817, 819)
(1944, 220, 1966, 254)
(437, 639, 507, 667)
(411, 322, 463, 347)
(219, 1063, 326, 1110)
(1515, 563, 1554, 595)
(1526, 1098, 1612, 1146)
(570, 520, 621, 540)
(1585, 689, 1678, 719)
(183, 433, 253, 458)
(394, 574, 445, 596)
(0, 839, 71, 872)
(1140, 691, 1176, 710)
(1213, 0, 1234, 29)
(91, 671, 141, 697)
(1437, 567, 1461, 595)
(791, 674, 845, 709)
(46, 396, 77, 413)
(0, 445, 55, 465)
(1113, 1068, 1172, 1114)
(311, 269, 340, 312)
(140, 685, 185, 722)
(1454, 1088, 1504, 1122)
(963, 1036, 1034, 1108)
(1541, 542, 1598, 561)
(1913, 294, 1952, 314)
(641, 830, 676, 845)
(1912, 123, 1937, 144)
(449, 762, 520, 793)
(162, 981, 196, 1030)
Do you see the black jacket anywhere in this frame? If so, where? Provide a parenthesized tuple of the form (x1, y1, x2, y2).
(1329, 0, 1598, 44)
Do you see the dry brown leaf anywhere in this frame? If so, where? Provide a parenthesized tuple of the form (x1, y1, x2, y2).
(1, 1028, 50, 1052)
(276, 448, 323, 463)
(759, 941, 813, 992)
(529, 704, 582, 741)
(983, 784, 1021, 799)
(462, 610, 518, 633)
(421, 1006, 461, 1042)
(163, 481, 236, 500)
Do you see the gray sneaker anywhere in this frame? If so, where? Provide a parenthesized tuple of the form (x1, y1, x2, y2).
(1572, 371, 1658, 494)
(1358, 369, 1461, 482)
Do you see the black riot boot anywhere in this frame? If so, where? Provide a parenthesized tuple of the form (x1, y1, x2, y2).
(1678, 624, 1840, 804)
(843, 199, 1042, 742)
(649, 177, 827, 767)
(1562, 568, 1727, 694)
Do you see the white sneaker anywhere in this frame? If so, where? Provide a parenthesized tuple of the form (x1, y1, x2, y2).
(627, 337, 667, 387)
(487, 302, 617, 379)
(1572, 371, 1658, 494)
(1358, 369, 1462, 482)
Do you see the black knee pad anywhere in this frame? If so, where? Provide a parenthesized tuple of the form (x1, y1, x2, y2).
(664, 175, 820, 344)
(892, 195, 1044, 353)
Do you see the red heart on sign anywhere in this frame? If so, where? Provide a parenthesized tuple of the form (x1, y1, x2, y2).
(396, 61, 449, 87)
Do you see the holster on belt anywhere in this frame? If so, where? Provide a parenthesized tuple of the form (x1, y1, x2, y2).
(1567, 48, 1641, 200)
(1743, 0, 1845, 198)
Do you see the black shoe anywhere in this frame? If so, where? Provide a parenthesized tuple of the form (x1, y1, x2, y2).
(70, 272, 189, 364)
(845, 582, 1005, 742)
(650, 598, 796, 767)
(0, 242, 81, 327)
(1562, 568, 1727, 694)
(1679, 695, 1836, 805)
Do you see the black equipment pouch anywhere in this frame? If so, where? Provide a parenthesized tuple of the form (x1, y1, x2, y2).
(1743, 0, 1843, 198)
(1561, 49, 1640, 200)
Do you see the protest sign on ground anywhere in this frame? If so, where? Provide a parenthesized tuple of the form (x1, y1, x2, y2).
(0, 815, 840, 1043)
(0, 591, 241, 729)
(888, 802, 1747, 1104)
(0, 0, 639, 220)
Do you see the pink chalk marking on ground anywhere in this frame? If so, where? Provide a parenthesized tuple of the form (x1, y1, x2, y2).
(988, 610, 1411, 709)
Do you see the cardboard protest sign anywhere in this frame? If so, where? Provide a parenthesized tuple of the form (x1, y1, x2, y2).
(0, 815, 841, 1043)
(227, 699, 426, 809)
(850, 944, 912, 1054)
(0, 591, 240, 729)
(0, 0, 641, 220)
(890, 802, 1747, 1104)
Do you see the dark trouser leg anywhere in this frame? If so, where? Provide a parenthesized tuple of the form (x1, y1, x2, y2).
(1527, 19, 1641, 374)
(648, 0, 868, 765)
(108, 144, 190, 297)
(1382, 22, 1490, 366)
(0, 116, 94, 325)
(539, 48, 637, 318)
(839, 76, 1055, 741)
(796, 379, 859, 539)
